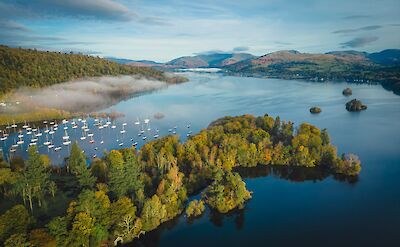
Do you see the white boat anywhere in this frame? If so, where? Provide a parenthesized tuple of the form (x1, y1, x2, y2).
(54, 146, 62, 151)
(31, 138, 38, 142)
(80, 131, 86, 140)
(9, 148, 16, 153)
(142, 136, 147, 140)
(144, 118, 150, 124)
(35, 132, 42, 137)
(53, 127, 58, 131)
(48, 144, 55, 149)
(63, 140, 71, 146)
(26, 127, 32, 131)
(44, 141, 51, 146)
(133, 142, 138, 146)
(111, 125, 116, 129)
(154, 134, 159, 139)
(122, 122, 127, 126)
(18, 134, 24, 138)
(50, 121, 55, 125)
(134, 118, 140, 125)
(62, 130, 69, 140)
(26, 131, 32, 135)
(62, 119, 68, 124)
(120, 130, 126, 134)
(119, 142, 124, 146)
(72, 125, 78, 129)
(100, 140, 104, 144)
(172, 131, 176, 134)
(0, 137, 7, 141)
(29, 142, 37, 146)
(12, 144, 19, 148)
(84, 128, 90, 132)
(17, 137, 24, 145)
(87, 133, 94, 137)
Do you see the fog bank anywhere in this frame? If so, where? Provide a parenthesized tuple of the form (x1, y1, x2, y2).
(8, 75, 167, 113)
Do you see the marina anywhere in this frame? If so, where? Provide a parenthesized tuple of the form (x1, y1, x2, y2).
(0, 116, 192, 164)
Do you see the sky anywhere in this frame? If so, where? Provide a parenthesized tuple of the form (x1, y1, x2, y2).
(0, 0, 399, 62)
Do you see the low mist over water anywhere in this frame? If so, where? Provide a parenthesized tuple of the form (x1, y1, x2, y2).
(7, 75, 167, 113)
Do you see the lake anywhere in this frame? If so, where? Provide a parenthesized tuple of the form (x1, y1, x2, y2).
(2, 72, 400, 246)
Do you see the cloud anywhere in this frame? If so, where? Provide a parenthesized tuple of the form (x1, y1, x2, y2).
(274, 41, 292, 46)
(232, 46, 249, 52)
(40, 0, 133, 21)
(193, 50, 226, 55)
(333, 25, 382, 34)
(343, 15, 371, 20)
(0, 20, 31, 32)
(340, 36, 379, 48)
(194, 47, 251, 56)
(136, 16, 170, 26)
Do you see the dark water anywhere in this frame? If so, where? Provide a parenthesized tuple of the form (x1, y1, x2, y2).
(2, 73, 400, 246)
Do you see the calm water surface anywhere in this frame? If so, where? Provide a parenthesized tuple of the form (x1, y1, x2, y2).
(3, 73, 400, 246)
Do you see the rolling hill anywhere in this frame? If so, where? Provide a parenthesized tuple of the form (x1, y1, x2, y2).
(165, 53, 255, 68)
(223, 49, 400, 94)
(0, 45, 186, 96)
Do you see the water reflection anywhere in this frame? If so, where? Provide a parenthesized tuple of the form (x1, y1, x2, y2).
(236, 165, 358, 184)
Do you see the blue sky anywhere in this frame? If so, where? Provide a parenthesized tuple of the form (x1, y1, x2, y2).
(1, 0, 399, 62)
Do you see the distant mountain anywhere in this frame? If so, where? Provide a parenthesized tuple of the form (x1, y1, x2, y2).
(106, 57, 162, 67)
(105, 57, 136, 64)
(368, 49, 400, 65)
(166, 53, 255, 68)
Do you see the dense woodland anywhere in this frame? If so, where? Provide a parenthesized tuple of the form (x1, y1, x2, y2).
(0, 45, 186, 96)
(0, 114, 361, 246)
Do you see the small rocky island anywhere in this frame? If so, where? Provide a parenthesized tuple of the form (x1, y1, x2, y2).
(310, 107, 322, 114)
(346, 99, 367, 111)
(343, 88, 353, 96)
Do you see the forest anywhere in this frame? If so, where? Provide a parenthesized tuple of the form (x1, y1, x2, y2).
(0, 45, 187, 96)
(0, 114, 361, 246)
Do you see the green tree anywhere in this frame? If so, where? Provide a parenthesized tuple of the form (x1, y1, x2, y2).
(203, 171, 251, 213)
(140, 195, 167, 232)
(68, 142, 95, 189)
(0, 205, 34, 243)
(16, 147, 50, 212)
